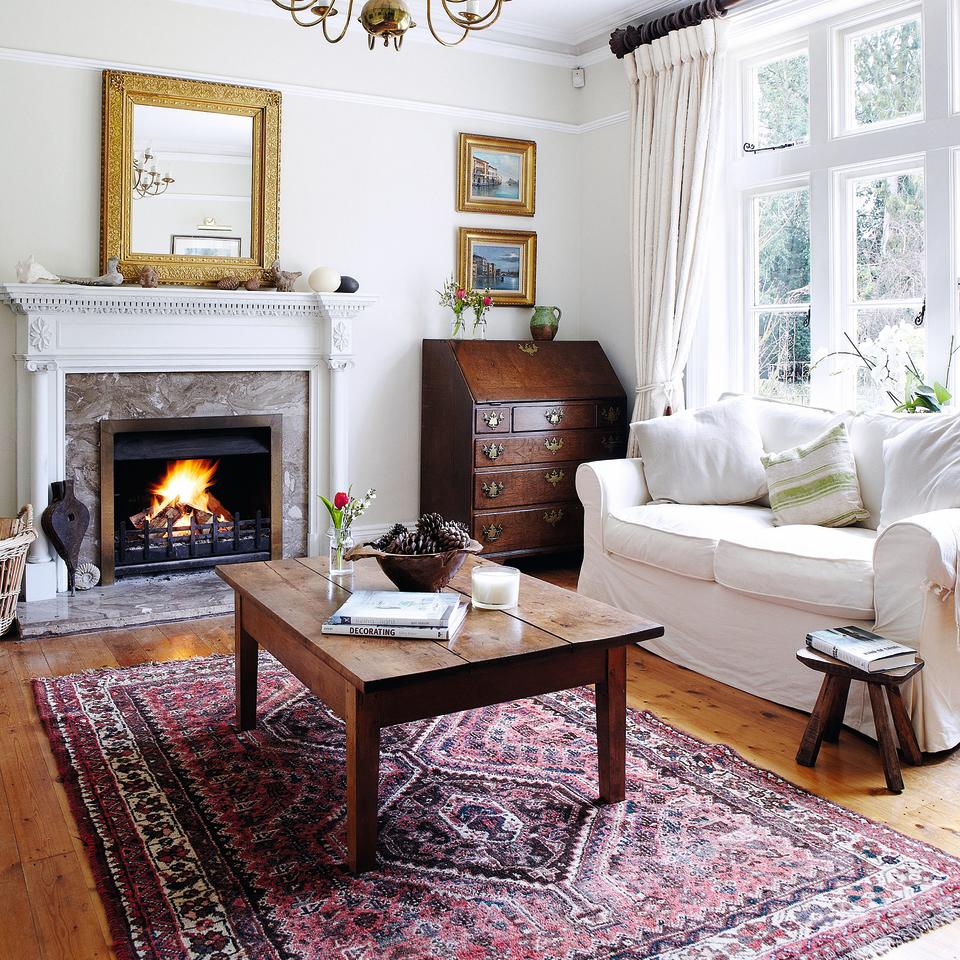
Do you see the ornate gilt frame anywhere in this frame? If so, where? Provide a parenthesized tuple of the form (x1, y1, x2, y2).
(458, 227, 537, 307)
(457, 133, 536, 217)
(101, 70, 281, 285)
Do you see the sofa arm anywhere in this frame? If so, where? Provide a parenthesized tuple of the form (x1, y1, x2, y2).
(873, 509, 960, 642)
(576, 459, 650, 553)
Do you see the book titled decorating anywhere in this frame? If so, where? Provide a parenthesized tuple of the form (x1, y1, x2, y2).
(806, 625, 917, 673)
(322, 591, 467, 641)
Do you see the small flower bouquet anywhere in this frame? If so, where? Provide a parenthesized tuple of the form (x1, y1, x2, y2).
(470, 289, 493, 339)
(437, 277, 469, 339)
(320, 486, 376, 575)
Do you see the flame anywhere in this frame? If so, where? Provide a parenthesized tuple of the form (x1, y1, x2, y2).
(147, 459, 232, 528)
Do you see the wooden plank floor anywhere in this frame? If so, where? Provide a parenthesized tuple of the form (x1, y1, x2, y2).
(0, 566, 957, 960)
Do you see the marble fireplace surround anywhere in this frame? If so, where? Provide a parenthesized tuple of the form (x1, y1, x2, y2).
(0, 284, 378, 601)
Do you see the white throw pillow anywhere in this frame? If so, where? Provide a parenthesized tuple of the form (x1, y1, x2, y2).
(630, 396, 767, 505)
(879, 413, 960, 529)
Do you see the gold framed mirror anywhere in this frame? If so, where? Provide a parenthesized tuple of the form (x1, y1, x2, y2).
(101, 70, 281, 286)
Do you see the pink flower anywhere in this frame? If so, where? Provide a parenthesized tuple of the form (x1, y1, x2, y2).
(456, 289, 466, 300)
(333, 491, 349, 509)
(483, 296, 492, 307)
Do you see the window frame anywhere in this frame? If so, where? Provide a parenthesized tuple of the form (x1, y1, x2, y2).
(740, 40, 811, 153)
(742, 178, 813, 398)
(832, 154, 927, 408)
(832, 1, 925, 138)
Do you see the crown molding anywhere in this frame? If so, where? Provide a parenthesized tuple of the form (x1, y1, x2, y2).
(0, 45, 628, 134)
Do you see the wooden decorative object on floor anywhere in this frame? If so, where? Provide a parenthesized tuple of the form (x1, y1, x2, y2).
(420, 339, 628, 559)
(795, 646, 924, 794)
(0, 504, 37, 637)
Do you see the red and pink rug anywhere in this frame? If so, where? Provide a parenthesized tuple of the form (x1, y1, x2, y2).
(35, 653, 960, 960)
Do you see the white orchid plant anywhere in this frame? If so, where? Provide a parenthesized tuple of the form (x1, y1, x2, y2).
(812, 325, 958, 413)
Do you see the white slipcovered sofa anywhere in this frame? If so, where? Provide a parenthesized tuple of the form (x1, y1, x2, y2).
(577, 396, 960, 753)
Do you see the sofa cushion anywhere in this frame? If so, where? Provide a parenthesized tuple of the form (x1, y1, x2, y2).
(605, 503, 775, 581)
(848, 412, 922, 528)
(745, 394, 849, 453)
(630, 397, 767, 505)
(879, 412, 960, 530)
(762, 423, 868, 527)
(715, 525, 877, 618)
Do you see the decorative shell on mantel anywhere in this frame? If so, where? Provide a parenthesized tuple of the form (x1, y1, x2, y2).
(74, 562, 101, 591)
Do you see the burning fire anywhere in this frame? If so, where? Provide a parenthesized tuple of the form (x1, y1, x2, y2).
(131, 459, 232, 532)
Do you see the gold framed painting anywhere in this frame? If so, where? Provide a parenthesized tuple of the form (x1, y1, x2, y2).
(458, 228, 537, 307)
(457, 133, 536, 217)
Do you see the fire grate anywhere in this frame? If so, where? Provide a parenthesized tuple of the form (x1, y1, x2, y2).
(115, 511, 271, 577)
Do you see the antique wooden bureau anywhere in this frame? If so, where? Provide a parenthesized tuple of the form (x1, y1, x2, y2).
(420, 339, 628, 559)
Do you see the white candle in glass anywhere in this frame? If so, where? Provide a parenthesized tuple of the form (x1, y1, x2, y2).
(465, 0, 481, 16)
(471, 565, 520, 610)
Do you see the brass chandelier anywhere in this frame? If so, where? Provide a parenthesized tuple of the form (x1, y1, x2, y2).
(270, 0, 510, 50)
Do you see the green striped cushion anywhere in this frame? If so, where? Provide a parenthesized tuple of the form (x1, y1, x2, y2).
(761, 424, 869, 527)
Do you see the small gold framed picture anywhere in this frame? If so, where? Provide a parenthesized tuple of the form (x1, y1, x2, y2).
(458, 227, 537, 307)
(457, 133, 536, 217)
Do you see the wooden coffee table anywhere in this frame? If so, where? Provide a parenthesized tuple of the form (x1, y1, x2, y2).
(217, 555, 662, 872)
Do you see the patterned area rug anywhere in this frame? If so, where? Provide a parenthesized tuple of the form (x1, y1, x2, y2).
(35, 654, 960, 960)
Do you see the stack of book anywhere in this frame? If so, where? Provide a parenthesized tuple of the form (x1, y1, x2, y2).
(321, 591, 468, 641)
(806, 625, 918, 673)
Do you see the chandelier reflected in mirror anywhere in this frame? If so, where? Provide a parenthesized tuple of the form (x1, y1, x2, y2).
(270, 0, 510, 50)
(133, 148, 175, 198)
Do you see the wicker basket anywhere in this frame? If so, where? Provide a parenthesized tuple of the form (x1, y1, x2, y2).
(0, 505, 37, 637)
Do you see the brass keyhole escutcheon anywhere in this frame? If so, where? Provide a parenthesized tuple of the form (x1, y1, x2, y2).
(482, 443, 504, 461)
(543, 509, 565, 527)
(483, 410, 504, 429)
(482, 523, 503, 543)
(545, 408, 565, 425)
(481, 480, 505, 499)
(518, 342, 539, 356)
(545, 469, 565, 488)
(544, 437, 564, 453)
(600, 435, 619, 452)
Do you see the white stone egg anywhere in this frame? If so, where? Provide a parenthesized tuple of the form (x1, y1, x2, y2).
(308, 267, 342, 293)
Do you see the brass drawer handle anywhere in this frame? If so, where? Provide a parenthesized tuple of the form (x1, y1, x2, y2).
(544, 437, 564, 453)
(545, 469, 565, 488)
(545, 408, 565, 425)
(543, 509, 565, 527)
(482, 443, 504, 461)
(600, 435, 620, 452)
(518, 342, 539, 356)
(481, 480, 505, 499)
(482, 410, 505, 429)
(482, 523, 503, 543)
(600, 405, 621, 424)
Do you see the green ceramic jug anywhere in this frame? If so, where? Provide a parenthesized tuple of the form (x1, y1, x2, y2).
(530, 305, 562, 341)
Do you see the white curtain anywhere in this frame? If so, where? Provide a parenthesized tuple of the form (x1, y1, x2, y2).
(625, 20, 727, 451)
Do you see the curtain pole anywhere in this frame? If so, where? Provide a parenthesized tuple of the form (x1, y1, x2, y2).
(609, 0, 743, 58)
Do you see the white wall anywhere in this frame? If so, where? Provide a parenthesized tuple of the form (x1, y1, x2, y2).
(0, 0, 611, 528)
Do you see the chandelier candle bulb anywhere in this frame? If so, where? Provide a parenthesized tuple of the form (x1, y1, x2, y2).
(471, 565, 520, 610)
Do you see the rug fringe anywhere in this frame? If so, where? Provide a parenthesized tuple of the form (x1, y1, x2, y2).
(847, 902, 960, 959)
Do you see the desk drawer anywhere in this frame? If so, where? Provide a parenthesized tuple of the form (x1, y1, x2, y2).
(474, 462, 578, 508)
(475, 405, 511, 433)
(512, 401, 596, 432)
(474, 502, 583, 552)
(475, 430, 625, 467)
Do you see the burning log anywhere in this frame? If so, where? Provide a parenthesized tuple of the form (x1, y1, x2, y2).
(128, 459, 233, 532)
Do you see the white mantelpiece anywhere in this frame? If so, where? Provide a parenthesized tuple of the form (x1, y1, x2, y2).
(0, 283, 377, 600)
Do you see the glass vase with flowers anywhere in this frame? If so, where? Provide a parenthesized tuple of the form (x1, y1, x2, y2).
(320, 486, 376, 576)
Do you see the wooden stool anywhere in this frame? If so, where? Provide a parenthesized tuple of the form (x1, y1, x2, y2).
(795, 647, 924, 794)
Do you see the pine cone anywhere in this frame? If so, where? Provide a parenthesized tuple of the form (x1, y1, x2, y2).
(416, 513, 446, 540)
(436, 522, 471, 550)
(367, 522, 408, 552)
(392, 531, 418, 555)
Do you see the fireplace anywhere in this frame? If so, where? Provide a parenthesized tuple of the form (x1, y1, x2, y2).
(99, 415, 282, 582)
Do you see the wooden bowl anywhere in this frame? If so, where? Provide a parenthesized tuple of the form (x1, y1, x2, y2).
(346, 540, 484, 592)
